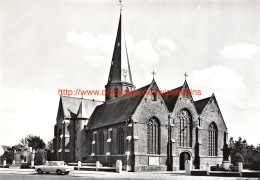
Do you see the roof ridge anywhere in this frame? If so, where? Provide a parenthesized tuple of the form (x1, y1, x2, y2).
(194, 96, 211, 103)
(61, 96, 104, 102)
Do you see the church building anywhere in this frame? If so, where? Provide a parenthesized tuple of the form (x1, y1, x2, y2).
(52, 8, 228, 172)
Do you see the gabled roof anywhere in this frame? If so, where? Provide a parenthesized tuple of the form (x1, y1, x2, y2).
(194, 96, 211, 114)
(210, 94, 227, 130)
(88, 84, 151, 129)
(162, 80, 194, 112)
(195, 94, 227, 130)
(162, 86, 183, 112)
(59, 96, 103, 119)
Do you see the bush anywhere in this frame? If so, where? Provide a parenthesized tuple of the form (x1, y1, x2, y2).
(1, 151, 13, 164)
(243, 162, 251, 169)
(232, 153, 244, 166)
(210, 165, 225, 171)
(82, 157, 88, 163)
(250, 161, 260, 170)
(210, 166, 217, 171)
(230, 166, 239, 172)
(34, 149, 47, 165)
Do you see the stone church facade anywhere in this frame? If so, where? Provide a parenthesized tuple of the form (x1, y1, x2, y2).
(52, 11, 228, 172)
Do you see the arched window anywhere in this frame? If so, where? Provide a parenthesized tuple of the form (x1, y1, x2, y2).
(91, 132, 97, 155)
(118, 128, 124, 154)
(178, 109, 192, 147)
(224, 131, 227, 144)
(59, 129, 62, 149)
(152, 91, 157, 101)
(147, 117, 160, 154)
(98, 131, 104, 155)
(114, 87, 118, 97)
(209, 122, 218, 156)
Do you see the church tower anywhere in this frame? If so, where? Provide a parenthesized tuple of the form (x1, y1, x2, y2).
(105, 10, 135, 101)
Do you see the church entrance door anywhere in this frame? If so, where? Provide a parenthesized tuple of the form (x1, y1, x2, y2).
(179, 152, 190, 170)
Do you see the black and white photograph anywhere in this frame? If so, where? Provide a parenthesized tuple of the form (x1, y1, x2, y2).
(0, 0, 260, 179)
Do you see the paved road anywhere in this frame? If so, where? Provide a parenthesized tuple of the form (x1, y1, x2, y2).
(0, 171, 259, 180)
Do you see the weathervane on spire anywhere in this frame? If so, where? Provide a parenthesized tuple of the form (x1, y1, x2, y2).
(184, 72, 188, 80)
(118, 0, 123, 12)
(152, 70, 156, 79)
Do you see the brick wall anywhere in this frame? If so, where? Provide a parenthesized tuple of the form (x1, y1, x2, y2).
(199, 98, 227, 166)
(132, 86, 169, 170)
(170, 92, 198, 170)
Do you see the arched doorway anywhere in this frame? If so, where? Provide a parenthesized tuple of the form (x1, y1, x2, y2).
(179, 152, 191, 170)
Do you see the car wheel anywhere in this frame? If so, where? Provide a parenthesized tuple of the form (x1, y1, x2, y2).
(37, 169, 43, 174)
(57, 169, 62, 175)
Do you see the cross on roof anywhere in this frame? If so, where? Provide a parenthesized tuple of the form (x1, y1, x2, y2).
(184, 72, 188, 80)
(152, 70, 156, 79)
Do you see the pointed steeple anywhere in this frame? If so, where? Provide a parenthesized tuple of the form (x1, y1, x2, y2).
(107, 14, 133, 84)
(76, 101, 87, 119)
(105, 10, 135, 101)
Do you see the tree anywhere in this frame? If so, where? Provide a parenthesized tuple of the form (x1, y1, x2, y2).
(229, 137, 257, 168)
(45, 139, 53, 161)
(20, 134, 46, 150)
(34, 149, 47, 165)
(46, 139, 53, 151)
(256, 144, 260, 151)
(1, 151, 13, 164)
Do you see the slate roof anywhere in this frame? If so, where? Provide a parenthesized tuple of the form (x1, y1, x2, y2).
(162, 86, 183, 112)
(194, 96, 211, 114)
(60, 96, 103, 119)
(88, 84, 151, 129)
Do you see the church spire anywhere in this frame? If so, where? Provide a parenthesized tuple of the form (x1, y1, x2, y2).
(107, 13, 133, 85)
(105, 4, 135, 101)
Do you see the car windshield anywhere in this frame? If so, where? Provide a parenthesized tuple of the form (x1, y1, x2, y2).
(48, 161, 65, 166)
(57, 162, 64, 166)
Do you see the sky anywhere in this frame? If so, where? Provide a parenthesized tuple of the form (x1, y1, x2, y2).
(0, 0, 260, 147)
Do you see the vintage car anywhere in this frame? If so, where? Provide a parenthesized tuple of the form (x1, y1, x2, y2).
(35, 161, 73, 175)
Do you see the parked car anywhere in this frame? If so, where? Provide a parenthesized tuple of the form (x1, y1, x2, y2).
(35, 161, 73, 175)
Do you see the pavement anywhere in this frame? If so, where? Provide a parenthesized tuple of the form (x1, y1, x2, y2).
(0, 168, 259, 179)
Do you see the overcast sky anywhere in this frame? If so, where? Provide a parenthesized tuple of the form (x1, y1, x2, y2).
(0, 0, 259, 147)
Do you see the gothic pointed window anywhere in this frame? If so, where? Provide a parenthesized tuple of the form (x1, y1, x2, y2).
(59, 129, 62, 149)
(147, 117, 160, 154)
(91, 132, 97, 155)
(209, 122, 218, 156)
(178, 109, 192, 147)
(98, 131, 104, 155)
(118, 128, 125, 154)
